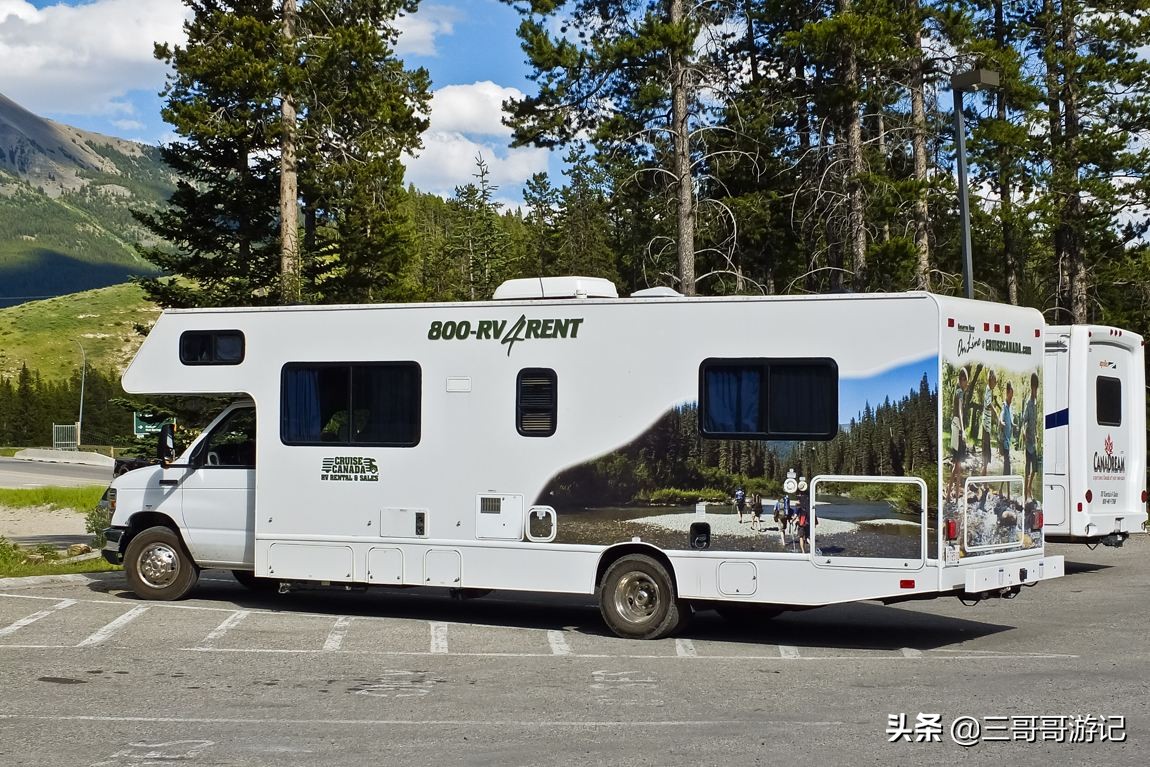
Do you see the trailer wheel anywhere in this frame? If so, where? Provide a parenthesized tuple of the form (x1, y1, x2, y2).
(124, 526, 199, 600)
(231, 570, 279, 591)
(599, 554, 684, 640)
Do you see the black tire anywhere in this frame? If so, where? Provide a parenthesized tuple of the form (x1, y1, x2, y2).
(598, 554, 685, 640)
(124, 526, 199, 600)
(231, 570, 279, 591)
(714, 603, 783, 628)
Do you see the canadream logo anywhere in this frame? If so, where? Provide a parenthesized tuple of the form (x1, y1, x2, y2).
(427, 314, 584, 356)
(1093, 434, 1126, 474)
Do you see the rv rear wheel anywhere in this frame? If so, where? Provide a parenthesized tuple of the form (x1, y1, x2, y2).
(124, 526, 199, 600)
(599, 554, 684, 640)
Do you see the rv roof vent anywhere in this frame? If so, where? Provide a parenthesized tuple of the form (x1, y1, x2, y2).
(630, 286, 683, 298)
(493, 276, 618, 300)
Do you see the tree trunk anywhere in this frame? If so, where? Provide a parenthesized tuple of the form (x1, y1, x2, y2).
(1061, 5, 1087, 322)
(1042, 0, 1068, 321)
(909, 5, 931, 290)
(669, 0, 696, 295)
(279, 0, 301, 305)
(841, 0, 866, 291)
(995, 0, 1019, 304)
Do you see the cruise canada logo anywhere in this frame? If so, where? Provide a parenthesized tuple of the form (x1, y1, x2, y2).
(1093, 435, 1126, 476)
(427, 314, 585, 356)
(321, 457, 379, 482)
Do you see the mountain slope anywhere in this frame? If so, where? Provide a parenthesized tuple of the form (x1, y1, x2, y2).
(0, 282, 159, 380)
(0, 92, 175, 308)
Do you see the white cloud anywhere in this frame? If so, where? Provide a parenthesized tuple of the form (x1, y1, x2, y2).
(112, 118, 146, 131)
(404, 130, 549, 199)
(0, 0, 189, 116)
(429, 81, 523, 137)
(394, 2, 459, 57)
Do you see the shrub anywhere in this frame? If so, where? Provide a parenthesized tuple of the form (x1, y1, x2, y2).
(85, 500, 112, 548)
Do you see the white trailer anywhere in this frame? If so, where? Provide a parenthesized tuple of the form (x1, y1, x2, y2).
(102, 280, 1064, 639)
(1043, 325, 1147, 546)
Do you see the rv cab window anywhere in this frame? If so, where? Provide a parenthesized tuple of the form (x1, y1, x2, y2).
(193, 407, 256, 468)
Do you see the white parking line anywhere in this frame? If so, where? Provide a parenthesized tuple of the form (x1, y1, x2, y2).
(429, 622, 449, 653)
(0, 599, 76, 638)
(324, 616, 353, 652)
(547, 630, 572, 656)
(200, 610, 250, 647)
(675, 638, 697, 657)
(76, 606, 149, 647)
(778, 645, 801, 659)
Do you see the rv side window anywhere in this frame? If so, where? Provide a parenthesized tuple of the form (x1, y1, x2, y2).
(1097, 376, 1122, 426)
(699, 358, 838, 439)
(517, 368, 557, 437)
(281, 362, 421, 446)
(180, 331, 245, 365)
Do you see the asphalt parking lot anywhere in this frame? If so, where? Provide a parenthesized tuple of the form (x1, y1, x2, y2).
(0, 540, 1147, 766)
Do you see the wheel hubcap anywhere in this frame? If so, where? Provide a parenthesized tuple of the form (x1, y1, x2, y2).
(137, 542, 180, 588)
(613, 572, 661, 625)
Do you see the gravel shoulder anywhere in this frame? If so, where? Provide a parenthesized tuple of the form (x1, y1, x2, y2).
(0, 504, 88, 540)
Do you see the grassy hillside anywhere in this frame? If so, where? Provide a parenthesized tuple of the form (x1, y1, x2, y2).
(0, 282, 159, 380)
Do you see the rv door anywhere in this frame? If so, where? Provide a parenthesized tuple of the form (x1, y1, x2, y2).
(1084, 336, 1138, 531)
(177, 405, 257, 567)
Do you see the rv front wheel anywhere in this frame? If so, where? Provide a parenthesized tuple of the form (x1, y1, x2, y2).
(599, 554, 684, 640)
(124, 526, 199, 600)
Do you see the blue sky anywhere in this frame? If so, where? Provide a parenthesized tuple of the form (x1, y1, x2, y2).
(839, 357, 937, 425)
(0, 0, 551, 205)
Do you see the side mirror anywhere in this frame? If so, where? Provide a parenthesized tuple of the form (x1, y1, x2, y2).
(158, 424, 177, 466)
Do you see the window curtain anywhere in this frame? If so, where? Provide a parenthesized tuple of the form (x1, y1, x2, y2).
(282, 369, 322, 442)
(705, 367, 761, 433)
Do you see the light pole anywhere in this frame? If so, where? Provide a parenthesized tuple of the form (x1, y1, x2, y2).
(74, 340, 86, 448)
(950, 68, 1000, 300)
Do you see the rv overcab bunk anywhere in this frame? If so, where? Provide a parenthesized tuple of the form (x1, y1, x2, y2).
(102, 279, 1065, 639)
(1043, 325, 1148, 547)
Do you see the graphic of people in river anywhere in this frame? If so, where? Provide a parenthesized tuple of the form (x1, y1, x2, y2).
(942, 359, 1042, 557)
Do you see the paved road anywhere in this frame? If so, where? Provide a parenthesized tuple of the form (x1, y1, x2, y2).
(0, 457, 111, 489)
(0, 540, 1147, 766)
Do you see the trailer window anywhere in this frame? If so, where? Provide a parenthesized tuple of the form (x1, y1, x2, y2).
(281, 362, 421, 446)
(700, 358, 838, 440)
(180, 330, 244, 365)
(517, 368, 557, 437)
(1097, 376, 1122, 426)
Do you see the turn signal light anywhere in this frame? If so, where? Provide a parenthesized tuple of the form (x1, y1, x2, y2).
(1141, 490, 1147, 503)
(944, 519, 958, 541)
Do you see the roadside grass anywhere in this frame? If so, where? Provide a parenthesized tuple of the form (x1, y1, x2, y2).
(0, 485, 119, 578)
(0, 448, 18, 457)
(0, 485, 106, 510)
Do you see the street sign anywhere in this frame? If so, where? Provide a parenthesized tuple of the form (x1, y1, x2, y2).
(133, 413, 173, 438)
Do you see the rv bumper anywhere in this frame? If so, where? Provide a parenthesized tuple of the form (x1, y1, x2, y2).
(101, 527, 126, 565)
(964, 555, 1064, 593)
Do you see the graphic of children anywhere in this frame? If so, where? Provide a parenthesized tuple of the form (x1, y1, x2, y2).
(1020, 372, 1041, 505)
(1000, 380, 1015, 496)
(981, 370, 997, 475)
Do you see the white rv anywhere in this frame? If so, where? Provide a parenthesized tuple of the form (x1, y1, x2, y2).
(102, 279, 1064, 639)
(1042, 325, 1147, 546)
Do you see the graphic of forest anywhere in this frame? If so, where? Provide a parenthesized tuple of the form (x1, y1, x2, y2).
(535, 372, 940, 510)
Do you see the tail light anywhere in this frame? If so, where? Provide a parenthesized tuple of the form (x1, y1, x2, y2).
(944, 519, 958, 541)
(1085, 489, 1093, 504)
(1032, 510, 1043, 530)
(1141, 490, 1147, 504)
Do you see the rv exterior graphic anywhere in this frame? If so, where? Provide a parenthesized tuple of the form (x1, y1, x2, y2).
(1042, 325, 1147, 546)
(102, 281, 1064, 639)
